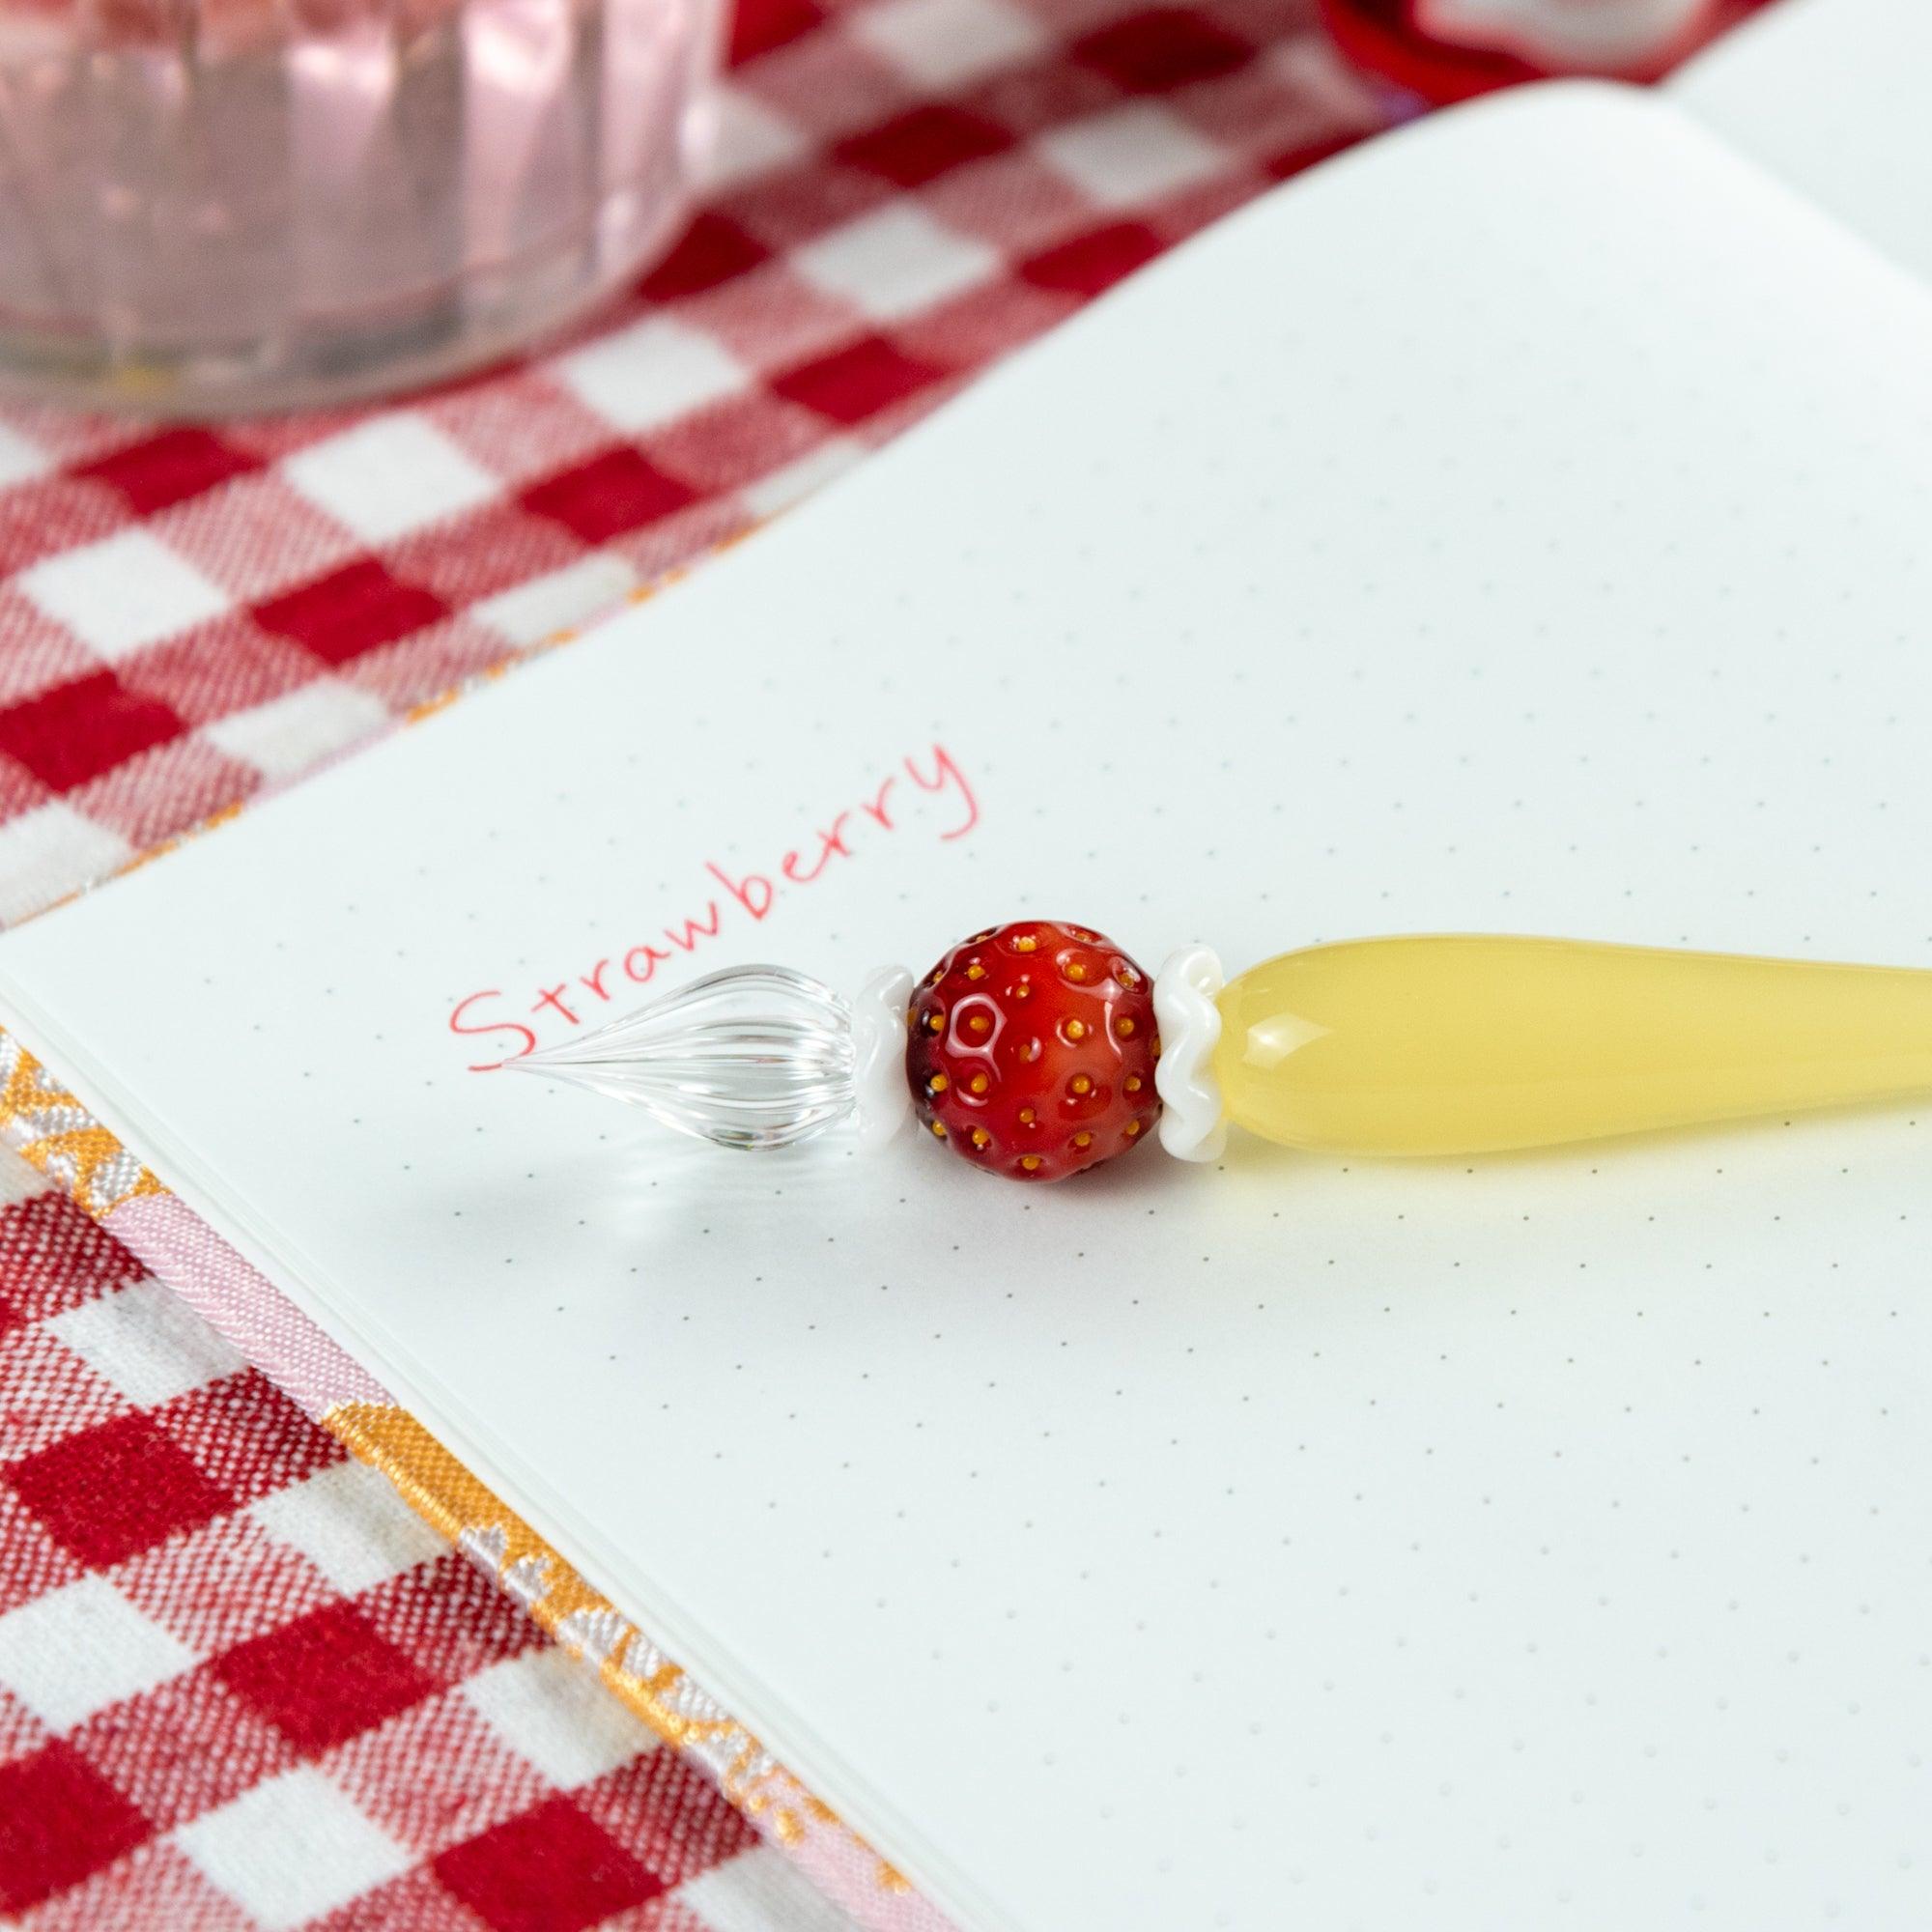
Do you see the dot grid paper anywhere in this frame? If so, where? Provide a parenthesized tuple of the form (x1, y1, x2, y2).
(0, 2, 1386, 1924)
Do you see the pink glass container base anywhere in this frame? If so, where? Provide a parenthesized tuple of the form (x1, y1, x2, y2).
(0, 0, 722, 416)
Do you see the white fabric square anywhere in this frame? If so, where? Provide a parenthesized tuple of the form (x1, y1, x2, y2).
(853, 0, 1049, 89)
(740, 436, 867, 521)
(461, 1646, 651, 1787)
(0, 804, 133, 925)
(0, 1148, 47, 1209)
(175, 1767, 411, 1930)
(0, 1576, 197, 1730)
(249, 1459, 446, 1597)
(706, 86, 811, 189)
(680, 1846, 861, 1932)
(472, 554, 639, 648)
(557, 319, 751, 434)
(49, 1277, 244, 1407)
(0, 422, 51, 490)
(1037, 102, 1227, 209)
(202, 680, 392, 783)
(792, 204, 999, 321)
(281, 416, 498, 545)
(18, 528, 233, 660)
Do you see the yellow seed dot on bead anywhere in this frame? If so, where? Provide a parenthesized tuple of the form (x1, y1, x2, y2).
(971, 1127, 991, 1150)
(1018, 1106, 1037, 1125)
(1065, 1018, 1087, 1041)
(965, 962, 987, 980)
(1013, 981, 1032, 1000)
(969, 1072, 989, 1095)
(925, 1011, 943, 1032)
(1020, 1154, 1042, 1172)
(1012, 934, 1037, 953)
(1115, 1016, 1136, 1037)
(967, 1012, 991, 1037)
(1124, 1120, 1141, 1138)
(1070, 1074, 1093, 1096)
(1065, 961, 1088, 982)
(928, 1073, 949, 1094)
(1124, 1075, 1144, 1094)
(1120, 968, 1140, 988)
(931, 1120, 948, 1138)
(1022, 1040, 1041, 1062)
(1072, 1130, 1094, 1149)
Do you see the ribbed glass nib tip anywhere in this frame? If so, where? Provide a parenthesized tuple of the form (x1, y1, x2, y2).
(511, 965, 860, 1151)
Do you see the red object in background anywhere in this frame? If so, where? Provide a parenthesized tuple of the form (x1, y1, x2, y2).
(1319, 0, 1766, 102)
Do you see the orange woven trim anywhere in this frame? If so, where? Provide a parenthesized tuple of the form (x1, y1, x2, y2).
(0, 1031, 163, 1218)
(323, 1398, 911, 1883)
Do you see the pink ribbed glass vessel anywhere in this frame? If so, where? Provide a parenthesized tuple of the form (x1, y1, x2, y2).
(0, 0, 722, 413)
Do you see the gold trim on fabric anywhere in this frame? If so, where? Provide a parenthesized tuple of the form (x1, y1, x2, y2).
(0, 1032, 162, 1217)
(325, 1400, 909, 1889)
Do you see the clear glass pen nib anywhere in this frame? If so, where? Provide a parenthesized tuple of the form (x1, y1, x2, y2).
(509, 964, 911, 1152)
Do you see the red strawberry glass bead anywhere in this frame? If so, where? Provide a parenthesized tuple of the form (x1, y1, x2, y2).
(905, 920, 1162, 1180)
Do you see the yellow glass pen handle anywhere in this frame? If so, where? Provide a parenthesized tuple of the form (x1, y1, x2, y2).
(1182, 934, 1932, 1158)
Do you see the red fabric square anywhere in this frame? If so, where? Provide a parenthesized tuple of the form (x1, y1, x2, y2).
(639, 213, 774, 301)
(117, 1511, 334, 1656)
(324, 1687, 548, 1855)
(520, 449, 697, 545)
(73, 430, 261, 518)
(309, 1863, 489, 1932)
(573, 1747, 757, 1889)
(0, 750, 51, 819)
(361, 1552, 544, 1687)
(155, 1368, 345, 1508)
(0, 477, 124, 580)
(0, 1485, 82, 1617)
(0, 1327, 131, 1466)
(5, 1411, 234, 1567)
(836, 105, 1015, 188)
(0, 1741, 151, 1914)
(770, 335, 946, 425)
(0, 1189, 143, 1327)
(252, 558, 450, 668)
(1264, 128, 1364, 182)
(1020, 219, 1167, 296)
(726, 0, 822, 65)
(115, 619, 328, 728)
(64, 733, 263, 852)
(71, 1672, 297, 1832)
(434, 1797, 663, 1932)
(0, 669, 185, 793)
(213, 1600, 442, 1755)
(384, 501, 582, 609)
(1071, 9, 1256, 91)
(27, 1839, 260, 1932)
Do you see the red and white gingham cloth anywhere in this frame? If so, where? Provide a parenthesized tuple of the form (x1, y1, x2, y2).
(0, 1163, 842, 1932)
(0, 3, 1386, 1925)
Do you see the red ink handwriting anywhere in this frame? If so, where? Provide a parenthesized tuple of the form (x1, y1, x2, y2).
(449, 744, 979, 1070)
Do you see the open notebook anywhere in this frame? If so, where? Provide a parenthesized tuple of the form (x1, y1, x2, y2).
(5, 1, 1932, 1924)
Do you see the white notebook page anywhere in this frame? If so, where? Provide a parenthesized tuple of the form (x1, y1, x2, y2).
(1672, 0, 1932, 283)
(8, 85, 1932, 1932)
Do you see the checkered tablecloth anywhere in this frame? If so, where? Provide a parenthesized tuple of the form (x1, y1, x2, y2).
(0, 3, 1385, 1925)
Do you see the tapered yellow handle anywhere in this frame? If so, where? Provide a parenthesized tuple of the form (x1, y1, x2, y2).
(1212, 935, 1932, 1155)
